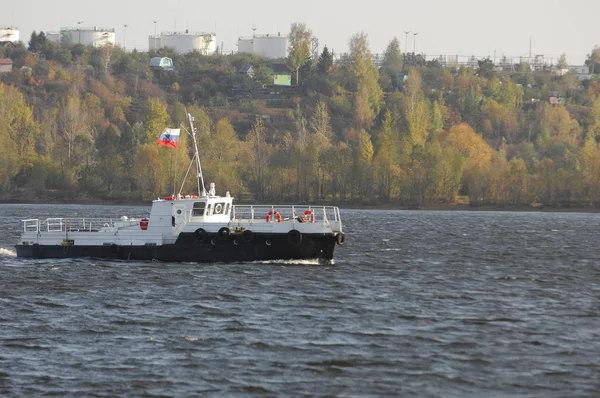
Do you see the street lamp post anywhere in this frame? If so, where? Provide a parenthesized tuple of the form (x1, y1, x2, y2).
(153, 20, 159, 50)
(404, 30, 410, 70)
(77, 21, 84, 43)
(123, 24, 128, 50)
(413, 32, 418, 54)
(413, 32, 419, 66)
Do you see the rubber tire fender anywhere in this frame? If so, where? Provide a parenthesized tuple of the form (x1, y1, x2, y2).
(242, 230, 254, 243)
(218, 227, 231, 240)
(195, 228, 208, 242)
(32, 243, 41, 257)
(287, 229, 302, 246)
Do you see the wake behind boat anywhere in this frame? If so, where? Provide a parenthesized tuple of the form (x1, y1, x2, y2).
(15, 113, 345, 263)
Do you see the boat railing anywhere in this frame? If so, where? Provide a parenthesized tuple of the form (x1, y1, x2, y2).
(231, 205, 341, 225)
(22, 218, 141, 232)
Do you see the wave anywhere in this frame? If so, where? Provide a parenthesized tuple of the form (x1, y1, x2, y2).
(253, 259, 334, 265)
(0, 248, 16, 257)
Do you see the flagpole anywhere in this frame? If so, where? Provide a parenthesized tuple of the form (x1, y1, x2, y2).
(187, 111, 206, 196)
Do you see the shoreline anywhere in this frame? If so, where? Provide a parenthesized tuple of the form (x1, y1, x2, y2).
(1, 197, 600, 213)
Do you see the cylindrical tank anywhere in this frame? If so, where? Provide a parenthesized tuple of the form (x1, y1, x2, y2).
(47, 27, 115, 47)
(0, 26, 19, 43)
(158, 32, 216, 54)
(148, 36, 162, 50)
(237, 38, 254, 54)
(76, 29, 116, 47)
(253, 35, 287, 59)
(237, 34, 287, 59)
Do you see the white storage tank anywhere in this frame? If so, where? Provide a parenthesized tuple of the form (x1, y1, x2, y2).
(47, 26, 116, 47)
(46, 32, 61, 43)
(237, 38, 254, 54)
(149, 31, 216, 54)
(149, 35, 162, 51)
(0, 26, 19, 44)
(237, 34, 287, 59)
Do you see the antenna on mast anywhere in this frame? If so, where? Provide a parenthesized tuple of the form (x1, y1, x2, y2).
(187, 111, 207, 196)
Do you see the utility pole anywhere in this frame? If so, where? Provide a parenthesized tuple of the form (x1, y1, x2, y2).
(153, 20, 159, 50)
(123, 24, 128, 50)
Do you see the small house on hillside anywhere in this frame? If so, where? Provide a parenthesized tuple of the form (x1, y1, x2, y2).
(149, 57, 175, 71)
(270, 63, 291, 86)
(238, 64, 255, 78)
(0, 58, 12, 73)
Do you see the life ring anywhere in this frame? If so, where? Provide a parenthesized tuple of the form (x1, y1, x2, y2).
(218, 227, 230, 240)
(266, 210, 282, 223)
(301, 210, 315, 223)
(336, 232, 346, 246)
(195, 228, 208, 242)
(164, 196, 175, 201)
(214, 203, 223, 214)
(242, 230, 254, 242)
(104, 223, 110, 228)
(287, 229, 302, 246)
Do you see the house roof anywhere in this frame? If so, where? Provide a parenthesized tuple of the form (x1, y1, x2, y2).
(238, 64, 254, 73)
(270, 63, 290, 74)
(0, 58, 13, 65)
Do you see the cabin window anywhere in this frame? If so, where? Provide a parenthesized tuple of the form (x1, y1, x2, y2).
(207, 204, 213, 215)
(224, 203, 230, 215)
(192, 202, 205, 217)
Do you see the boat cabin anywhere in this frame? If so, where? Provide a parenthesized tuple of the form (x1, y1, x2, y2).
(148, 184, 233, 231)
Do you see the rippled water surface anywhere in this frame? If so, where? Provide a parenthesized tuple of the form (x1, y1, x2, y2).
(1, 204, 599, 397)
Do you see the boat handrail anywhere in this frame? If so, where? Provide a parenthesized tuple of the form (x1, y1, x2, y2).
(22, 217, 142, 232)
(231, 205, 341, 224)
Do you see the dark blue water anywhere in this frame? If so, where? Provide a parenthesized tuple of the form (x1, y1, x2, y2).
(1, 204, 599, 397)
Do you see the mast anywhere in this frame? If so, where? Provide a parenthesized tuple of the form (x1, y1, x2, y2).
(187, 112, 207, 196)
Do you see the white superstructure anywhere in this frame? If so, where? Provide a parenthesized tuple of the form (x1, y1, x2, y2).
(0, 26, 19, 44)
(149, 31, 216, 55)
(47, 26, 116, 47)
(237, 34, 287, 59)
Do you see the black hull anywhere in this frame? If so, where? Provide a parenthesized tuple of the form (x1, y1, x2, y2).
(15, 233, 338, 263)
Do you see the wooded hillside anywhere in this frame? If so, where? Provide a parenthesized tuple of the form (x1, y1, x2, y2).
(2, 29, 600, 208)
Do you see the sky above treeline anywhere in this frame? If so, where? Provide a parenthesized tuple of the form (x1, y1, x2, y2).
(3, 0, 598, 65)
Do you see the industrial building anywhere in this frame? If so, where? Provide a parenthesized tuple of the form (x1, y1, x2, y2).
(238, 33, 287, 59)
(0, 26, 19, 45)
(47, 26, 116, 47)
(149, 31, 216, 55)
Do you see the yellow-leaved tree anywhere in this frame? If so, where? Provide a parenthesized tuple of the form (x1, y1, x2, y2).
(0, 84, 38, 188)
(442, 123, 493, 203)
(349, 32, 383, 131)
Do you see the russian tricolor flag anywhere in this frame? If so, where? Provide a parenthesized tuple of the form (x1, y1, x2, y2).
(157, 128, 180, 148)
